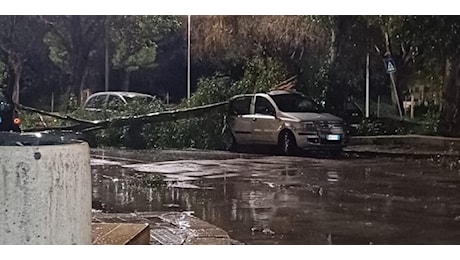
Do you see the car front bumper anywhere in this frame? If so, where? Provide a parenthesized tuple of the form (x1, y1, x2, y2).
(295, 131, 347, 150)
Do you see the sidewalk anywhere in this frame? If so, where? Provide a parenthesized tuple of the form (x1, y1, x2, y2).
(92, 211, 242, 245)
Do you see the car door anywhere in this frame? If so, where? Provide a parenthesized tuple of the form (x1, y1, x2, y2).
(228, 96, 253, 144)
(251, 95, 279, 144)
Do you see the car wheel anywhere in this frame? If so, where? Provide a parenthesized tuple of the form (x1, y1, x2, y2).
(278, 130, 297, 156)
(222, 127, 237, 152)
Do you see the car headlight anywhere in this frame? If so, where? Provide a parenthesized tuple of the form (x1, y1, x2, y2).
(301, 121, 317, 129)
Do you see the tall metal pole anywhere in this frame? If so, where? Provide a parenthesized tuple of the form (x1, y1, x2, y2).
(51, 91, 54, 112)
(365, 52, 370, 118)
(104, 16, 109, 92)
(187, 15, 191, 99)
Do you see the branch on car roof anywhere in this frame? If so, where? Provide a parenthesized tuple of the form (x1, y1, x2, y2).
(271, 75, 297, 91)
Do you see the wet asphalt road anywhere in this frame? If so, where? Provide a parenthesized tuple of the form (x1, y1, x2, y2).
(91, 148, 460, 245)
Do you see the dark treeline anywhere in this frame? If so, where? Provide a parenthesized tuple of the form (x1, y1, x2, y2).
(1, 15, 460, 137)
(0, 15, 187, 109)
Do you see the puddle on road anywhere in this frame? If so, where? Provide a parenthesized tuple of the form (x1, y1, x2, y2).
(91, 154, 460, 244)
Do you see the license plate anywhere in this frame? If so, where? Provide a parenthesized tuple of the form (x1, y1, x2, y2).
(326, 134, 340, 141)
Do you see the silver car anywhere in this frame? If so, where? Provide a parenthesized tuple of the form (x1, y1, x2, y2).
(221, 90, 347, 155)
(83, 91, 156, 111)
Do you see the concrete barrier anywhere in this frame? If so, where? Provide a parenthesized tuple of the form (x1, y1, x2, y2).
(0, 132, 91, 244)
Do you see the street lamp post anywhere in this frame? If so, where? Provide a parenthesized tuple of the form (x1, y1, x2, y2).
(365, 52, 370, 118)
(187, 15, 191, 99)
(105, 17, 109, 92)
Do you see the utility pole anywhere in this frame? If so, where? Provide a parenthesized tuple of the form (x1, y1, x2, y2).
(187, 15, 191, 99)
(365, 52, 370, 118)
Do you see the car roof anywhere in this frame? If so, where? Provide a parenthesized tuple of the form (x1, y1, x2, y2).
(83, 91, 155, 107)
(229, 90, 305, 101)
(229, 94, 254, 100)
(267, 90, 302, 96)
(87, 91, 154, 98)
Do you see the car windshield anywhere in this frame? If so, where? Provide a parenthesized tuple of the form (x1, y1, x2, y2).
(270, 93, 321, 113)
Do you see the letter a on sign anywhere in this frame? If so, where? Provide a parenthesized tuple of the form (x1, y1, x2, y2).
(385, 58, 396, 73)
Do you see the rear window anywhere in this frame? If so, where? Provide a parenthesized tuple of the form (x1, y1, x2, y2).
(85, 95, 107, 109)
(229, 96, 251, 115)
(270, 93, 320, 113)
(107, 95, 125, 107)
(124, 96, 155, 104)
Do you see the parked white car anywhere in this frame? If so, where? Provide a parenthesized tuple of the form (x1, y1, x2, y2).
(83, 91, 156, 112)
(221, 90, 347, 155)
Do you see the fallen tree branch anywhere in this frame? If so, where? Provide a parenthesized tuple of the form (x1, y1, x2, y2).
(99, 101, 229, 128)
(18, 104, 97, 126)
(271, 75, 297, 90)
(19, 101, 229, 133)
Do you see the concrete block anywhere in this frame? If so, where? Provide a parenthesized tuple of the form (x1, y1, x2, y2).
(0, 142, 91, 244)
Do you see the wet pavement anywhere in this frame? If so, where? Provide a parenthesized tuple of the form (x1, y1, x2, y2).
(91, 148, 460, 245)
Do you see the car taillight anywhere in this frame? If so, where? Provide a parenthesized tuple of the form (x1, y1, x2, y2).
(13, 117, 20, 125)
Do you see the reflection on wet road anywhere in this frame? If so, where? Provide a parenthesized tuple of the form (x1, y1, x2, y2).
(91, 149, 460, 244)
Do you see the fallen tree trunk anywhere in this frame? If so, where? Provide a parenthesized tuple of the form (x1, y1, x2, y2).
(106, 101, 228, 127)
(19, 101, 229, 133)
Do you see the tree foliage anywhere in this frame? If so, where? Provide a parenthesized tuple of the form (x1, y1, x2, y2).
(0, 16, 48, 103)
(387, 16, 460, 136)
(110, 16, 181, 90)
(42, 16, 106, 107)
(192, 16, 327, 81)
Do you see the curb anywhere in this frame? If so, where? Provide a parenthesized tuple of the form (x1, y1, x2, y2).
(345, 135, 460, 158)
(343, 146, 459, 159)
(349, 135, 460, 150)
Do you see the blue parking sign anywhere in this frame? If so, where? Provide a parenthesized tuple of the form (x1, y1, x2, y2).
(384, 58, 396, 73)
